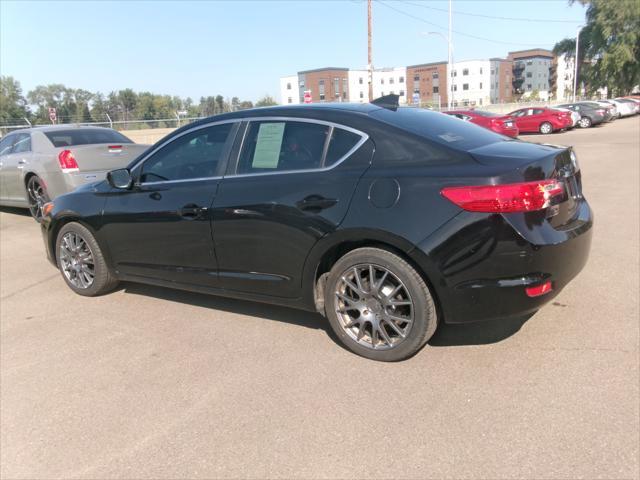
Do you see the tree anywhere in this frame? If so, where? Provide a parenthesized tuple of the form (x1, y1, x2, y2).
(554, 0, 640, 96)
(255, 95, 277, 107)
(0, 76, 29, 126)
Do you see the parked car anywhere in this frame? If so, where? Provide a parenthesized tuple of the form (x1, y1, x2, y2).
(0, 126, 149, 221)
(614, 98, 640, 115)
(507, 107, 573, 134)
(443, 110, 519, 137)
(599, 99, 636, 118)
(576, 102, 616, 122)
(40, 100, 592, 361)
(556, 103, 609, 128)
(554, 108, 581, 127)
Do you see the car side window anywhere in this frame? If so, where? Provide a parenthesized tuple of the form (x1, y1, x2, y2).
(12, 133, 31, 154)
(237, 121, 330, 174)
(532, 109, 545, 115)
(511, 110, 525, 118)
(139, 123, 233, 183)
(0, 135, 15, 156)
(325, 128, 363, 166)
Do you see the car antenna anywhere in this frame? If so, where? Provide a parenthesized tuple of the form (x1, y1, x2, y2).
(370, 94, 400, 111)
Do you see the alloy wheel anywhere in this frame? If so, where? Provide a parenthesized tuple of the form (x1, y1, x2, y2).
(27, 176, 47, 221)
(579, 117, 591, 128)
(59, 232, 95, 289)
(334, 264, 414, 350)
(540, 123, 552, 134)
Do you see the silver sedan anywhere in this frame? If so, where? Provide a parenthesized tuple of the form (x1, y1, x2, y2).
(0, 125, 149, 221)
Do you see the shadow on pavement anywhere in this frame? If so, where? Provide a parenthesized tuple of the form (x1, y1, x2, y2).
(429, 313, 534, 347)
(0, 206, 30, 217)
(121, 282, 532, 348)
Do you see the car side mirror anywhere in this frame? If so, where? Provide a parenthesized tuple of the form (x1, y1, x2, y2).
(107, 168, 132, 189)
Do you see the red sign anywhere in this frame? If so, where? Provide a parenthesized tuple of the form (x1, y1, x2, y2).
(303, 90, 312, 104)
(48, 107, 57, 123)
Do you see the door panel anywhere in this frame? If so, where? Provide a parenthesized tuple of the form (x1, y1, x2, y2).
(2, 134, 31, 201)
(101, 180, 220, 286)
(100, 121, 238, 286)
(212, 120, 374, 298)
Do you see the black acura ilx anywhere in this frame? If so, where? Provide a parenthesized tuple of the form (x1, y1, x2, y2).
(40, 97, 592, 361)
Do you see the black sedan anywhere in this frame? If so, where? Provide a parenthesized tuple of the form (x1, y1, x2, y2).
(40, 97, 593, 361)
(557, 102, 609, 128)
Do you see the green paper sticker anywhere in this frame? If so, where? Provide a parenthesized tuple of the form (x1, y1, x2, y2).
(252, 122, 285, 169)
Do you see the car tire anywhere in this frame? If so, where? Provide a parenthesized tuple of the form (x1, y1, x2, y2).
(578, 116, 592, 128)
(26, 175, 51, 223)
(55, 222, 119, 297)
(323, 247, 437, 362)
(539, 122, 553, 134)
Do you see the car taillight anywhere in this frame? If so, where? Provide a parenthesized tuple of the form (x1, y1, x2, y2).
(596, 109, 606, 114)
(441, 179, 565, 213)
(58, 150, 79, 171)
(525, 281, 553, 297)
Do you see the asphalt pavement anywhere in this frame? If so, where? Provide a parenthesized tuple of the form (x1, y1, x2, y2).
(1, 117, 638, 479)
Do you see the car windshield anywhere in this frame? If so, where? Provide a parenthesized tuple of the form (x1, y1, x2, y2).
(44, 129, 133, 148)
(370, 107, 507, 151)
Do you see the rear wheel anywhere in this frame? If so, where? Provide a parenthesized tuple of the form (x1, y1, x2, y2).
(539, 122, 553, 134)
(324, 247, 437, 361)
(56, 222, 118, 296)
(26, 175, 50, 222)
(578, 116, 592, 128)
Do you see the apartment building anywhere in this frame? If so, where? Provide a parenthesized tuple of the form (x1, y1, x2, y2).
(508, 49, 554, 100)
(293, 67, 350, 104)
(373, 67, 407, 103)
(280, 75, 300, 105)
(555, 53, 575, 101)
(406, 61, 448, 107)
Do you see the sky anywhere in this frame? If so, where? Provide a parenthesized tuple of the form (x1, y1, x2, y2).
(0, 0, 587, 103)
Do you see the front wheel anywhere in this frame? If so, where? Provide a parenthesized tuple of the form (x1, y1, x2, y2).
(578, 116, 592, 128)
(324, 247, 437, 361)
(539, 122, 553, 134)
(26, 175, 50, 222)
(56, 222, 119, 296)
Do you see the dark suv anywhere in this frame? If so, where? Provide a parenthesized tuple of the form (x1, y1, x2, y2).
(40, 100, 592, 361)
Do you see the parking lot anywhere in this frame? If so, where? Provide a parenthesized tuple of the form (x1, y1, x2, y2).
(1, 118, 638, 479)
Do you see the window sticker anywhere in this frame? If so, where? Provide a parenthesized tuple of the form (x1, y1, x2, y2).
(252, 122, 285, 169)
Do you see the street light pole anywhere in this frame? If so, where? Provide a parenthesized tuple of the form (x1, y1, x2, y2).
(368, 0, 373, 102)
(573, 25, 583, 102)
(424, 31, 454, 109)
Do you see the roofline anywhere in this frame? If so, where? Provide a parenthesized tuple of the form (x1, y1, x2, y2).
(406, 60, 448, 68)
(298, 67, 350, 74)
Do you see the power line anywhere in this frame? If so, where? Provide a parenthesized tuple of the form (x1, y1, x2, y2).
(400, 0, 582, 24)
(375, 0, 555, 48)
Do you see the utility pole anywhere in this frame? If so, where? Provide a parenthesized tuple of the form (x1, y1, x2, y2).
(368, 0, 373, 102)
(572, 25, 583, 102)
(448, 0, 453, 110)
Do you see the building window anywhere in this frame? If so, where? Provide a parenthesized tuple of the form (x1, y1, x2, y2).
(432, 72, 439, 79)
(413, 88, 420, 94)
(319, 80, 325, 101)
(463, 68, 469, 76)
(451, 70, 457, 77)
(480, 67, 483, 74)
(452, 85, 458, 91)
(491, 69, 495, 74)
(334, 78, 340, 98)
(399, 76, 404, 83)
(479, 82, 483, 89)
(287, 97, 292, 104)
(343, 78, 348, 96)
(286, 83, 291, 90)
(359, 77, 363, 85)
(399, 90, 405, 96)
(414, 74, 420, 81)
(527, 60, 533, 65)
(433, 86, 439, 93)
(390, 78, 394, 84)
(526, 72, 532, 78)
(381, 78, 384, 84)
(359, 91, 364, 99)
(526, 83, 532, 90)
(463, 84, 469, 90)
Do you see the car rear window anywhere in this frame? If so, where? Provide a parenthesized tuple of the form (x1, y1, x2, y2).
(44, 129, 133, 148)
(370, 107, 507, 151)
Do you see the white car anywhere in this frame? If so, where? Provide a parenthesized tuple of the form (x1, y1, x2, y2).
(555, 107, 580, 127)
(614, 98, 640, 115)
(0, 126, 150, 221)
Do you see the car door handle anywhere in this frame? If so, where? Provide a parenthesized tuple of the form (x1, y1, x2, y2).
(296, 195, 337, 212)
(180, 204, 207, 219)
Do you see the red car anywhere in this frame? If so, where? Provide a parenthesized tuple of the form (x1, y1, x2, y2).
(444, 110, 519, 137)
(508, 107, 573, 134)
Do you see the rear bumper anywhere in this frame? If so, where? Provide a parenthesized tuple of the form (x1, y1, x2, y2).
(415, 200, 593, 324)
